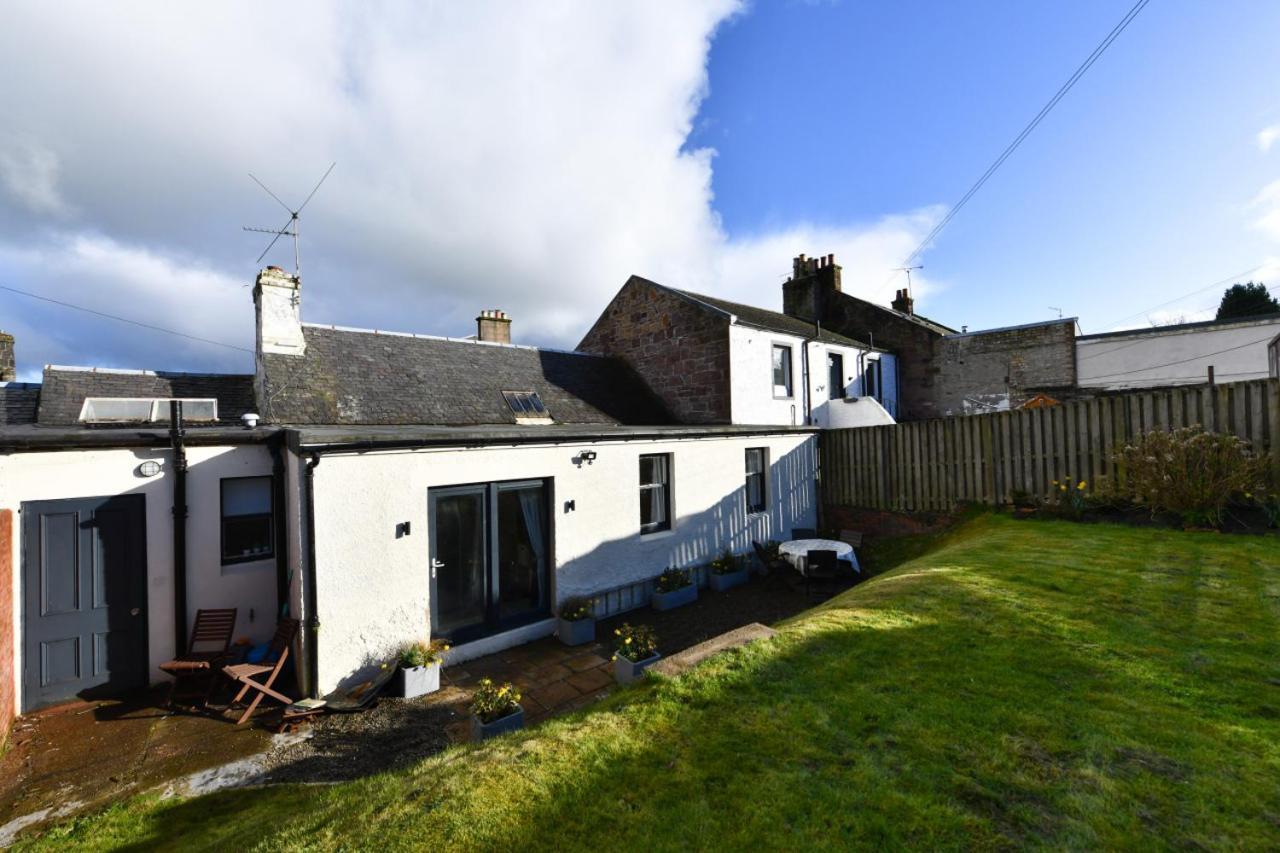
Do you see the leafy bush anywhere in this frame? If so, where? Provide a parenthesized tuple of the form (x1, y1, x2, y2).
(709, 550, 744, 575)
(1258, 492, 1280, 528)
(398, 639, 449, 669)
(655, 566, 692, 593)
(1111, 427, 1267, 527)
(613, 623, 658, 662)
(471, 678, 521, 723)
(557, 597, 593, 622)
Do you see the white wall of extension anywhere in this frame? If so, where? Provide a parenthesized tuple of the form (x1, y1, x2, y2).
(0, 445, 280, 710)
(1076, 315, 1280, 389)
(306, 432, 819, 693)
(728, 324, 898, 427)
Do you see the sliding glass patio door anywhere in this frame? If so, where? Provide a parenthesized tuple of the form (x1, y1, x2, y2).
(429, 479, 550, 644)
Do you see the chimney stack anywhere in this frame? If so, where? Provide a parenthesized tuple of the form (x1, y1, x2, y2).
(891, 288, 915, 316)
(254, 266, 306, 357)
(476, 309, 512, 344)
(783, 252, 842, 321)
(0, 330, 15, 381)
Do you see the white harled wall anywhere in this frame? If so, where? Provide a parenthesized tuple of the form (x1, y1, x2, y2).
(0, 445, 280, 711)
(1076, 316, 1280, 389)
(307, 432, 818, 693)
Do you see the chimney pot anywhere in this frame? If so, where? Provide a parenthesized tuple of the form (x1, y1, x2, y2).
(476, 308, 512, 344)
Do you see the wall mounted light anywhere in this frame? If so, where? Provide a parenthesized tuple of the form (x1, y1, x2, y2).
(137, 460, 162, 478)
(573, 450, 598, 467)
(396, 521, 412, 538)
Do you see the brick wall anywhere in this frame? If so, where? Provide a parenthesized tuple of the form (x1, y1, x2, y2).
(577, 276, 732, 423)
(0, 331, 14, 382)
(0, 509, 13, 742)
(932, 320, 1076, 416)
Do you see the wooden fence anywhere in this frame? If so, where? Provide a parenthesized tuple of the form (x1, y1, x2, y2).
(822, 379, 1280, 511)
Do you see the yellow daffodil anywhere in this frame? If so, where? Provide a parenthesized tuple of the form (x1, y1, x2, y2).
(1077, 481, 1087, 490)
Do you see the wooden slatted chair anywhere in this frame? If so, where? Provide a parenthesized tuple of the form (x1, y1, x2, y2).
(791, 527, 818, 540)
(838, 529, 864, 548)
(804, 549, 840, 597)
(222, 617, 301, 725)
(159, 608, 238, 708)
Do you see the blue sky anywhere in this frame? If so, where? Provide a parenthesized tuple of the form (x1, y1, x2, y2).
(1, 1, 1279, 378)
(694, 0, 1280, 331)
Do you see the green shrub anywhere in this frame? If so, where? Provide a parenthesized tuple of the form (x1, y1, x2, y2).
(709, 549, 744, 575)
(655, 566, 692, 593)
(1258, 492, 1280, 528)
(1111, 427, 1267, 528)
(613, 623, 658, 662)
(398, 638, 449, 669)
(470, 678, 521, 722)
(557, 597, 593, 622)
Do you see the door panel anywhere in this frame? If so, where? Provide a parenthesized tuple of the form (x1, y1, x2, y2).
(22, 495, 147, 711)
(429, 487, 489, 641)
(495, 484, 549, 623)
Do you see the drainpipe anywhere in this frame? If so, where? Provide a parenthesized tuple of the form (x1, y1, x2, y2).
(168, 401, 188, 656)
(301, 452, 322, 698)
(267, 433, 289, 619)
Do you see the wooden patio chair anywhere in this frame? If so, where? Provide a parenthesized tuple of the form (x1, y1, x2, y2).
(791, 527, 818, 540)
(838, 529, 864, 548)
(222, 617, 301, 725)
(804, 550, 840, 597)
(158, 608, 238, 709)
(752, 540, 788, 575)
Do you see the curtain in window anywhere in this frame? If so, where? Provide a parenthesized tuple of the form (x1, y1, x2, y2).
(517, 488, 547, 606)
(649, 455, 668, 525)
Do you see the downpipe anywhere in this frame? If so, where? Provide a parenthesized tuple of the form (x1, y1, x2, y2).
(168, 401, 189, 656)
(301, 452, 322, 698)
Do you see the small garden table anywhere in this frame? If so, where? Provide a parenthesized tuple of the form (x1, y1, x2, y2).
(779, 538, 861, 575)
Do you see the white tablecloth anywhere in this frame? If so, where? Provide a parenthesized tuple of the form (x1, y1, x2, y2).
(778, 538, 860, 574)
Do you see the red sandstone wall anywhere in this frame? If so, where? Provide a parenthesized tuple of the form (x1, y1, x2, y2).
(0, 509, 14, 741)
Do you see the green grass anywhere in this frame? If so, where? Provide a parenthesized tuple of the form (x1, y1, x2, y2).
(21, 515, 1280, 851)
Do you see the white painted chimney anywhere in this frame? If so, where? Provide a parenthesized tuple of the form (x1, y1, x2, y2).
(254, 266, 305, 357)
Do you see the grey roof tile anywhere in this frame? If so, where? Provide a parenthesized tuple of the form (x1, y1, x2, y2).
(0, 383, 40, 426)
(36, 368, 256, 426)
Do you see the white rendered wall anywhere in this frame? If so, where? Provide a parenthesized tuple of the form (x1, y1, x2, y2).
(0, 445, 279, 710)
(1077, 316, 1280, 389)
(728, 325, 897, 427)
(307, 432, 818, 693)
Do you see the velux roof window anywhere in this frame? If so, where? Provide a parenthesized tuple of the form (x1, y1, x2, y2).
(502, 391, 552, 424)
(78, 397, 219, 424)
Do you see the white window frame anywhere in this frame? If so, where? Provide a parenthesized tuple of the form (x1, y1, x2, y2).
(638, 453, 673, 535)
(744, 447, 769, 515)
(771, 343, 794, 399)
(77, 397, 219, 423)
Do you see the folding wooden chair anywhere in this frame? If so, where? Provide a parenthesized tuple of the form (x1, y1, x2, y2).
(838, 529, 864, 548)
(791, 527, 818, 540)
(159, 608, 238, 708)
(804, 550, 840, 597)
(222, 617, 301, 725)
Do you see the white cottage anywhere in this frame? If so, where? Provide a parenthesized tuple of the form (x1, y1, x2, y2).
(1, 267, 820, 717)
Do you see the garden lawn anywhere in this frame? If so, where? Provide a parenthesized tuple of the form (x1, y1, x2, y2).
(21, 515, 1280, 851)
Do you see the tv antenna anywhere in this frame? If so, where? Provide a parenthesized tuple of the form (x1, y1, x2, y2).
(893, 265, 923, 296)
(1049, 306, 1063, 319)
(242, 162, 335, 276)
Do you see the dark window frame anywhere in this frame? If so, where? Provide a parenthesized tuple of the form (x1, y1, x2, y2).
(638, 453, 673, 535)
(771, 343, 794, 399)
(220, 475, 275, 566)
(744, 447, 768, 514)
(828, 352, 846, 400)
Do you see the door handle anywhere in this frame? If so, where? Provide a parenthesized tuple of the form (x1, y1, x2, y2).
(431, 558, 444, 579)
(130, 608, 141, 616)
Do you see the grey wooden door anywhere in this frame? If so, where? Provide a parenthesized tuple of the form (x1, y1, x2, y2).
(22, 495, 148, 711)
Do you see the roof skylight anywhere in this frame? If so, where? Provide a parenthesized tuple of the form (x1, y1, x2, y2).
(79, 397, 219, 424)
(502, 391, 552, 424)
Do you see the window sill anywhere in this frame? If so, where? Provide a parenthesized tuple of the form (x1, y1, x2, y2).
(221, 555, 275, 575)
(639, 528, 675, 541)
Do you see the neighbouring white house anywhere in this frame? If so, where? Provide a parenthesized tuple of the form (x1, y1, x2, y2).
(0, 266, 822, 719)
(1076, 313, 1280, 390)
(577, 274, 899, 428)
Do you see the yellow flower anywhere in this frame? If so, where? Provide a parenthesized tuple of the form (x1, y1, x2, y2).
(1060, 484, 1067, 492)
(1077, 481, 1087, 490)
(614, 629, 621, 636)
(1051, 480, 1058, 486)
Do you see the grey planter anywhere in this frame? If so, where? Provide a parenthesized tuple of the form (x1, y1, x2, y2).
(391, 662, 441, 699)
(558, 616, 596, 646)
(471, 705, 524, 741)
(709, 567, 749, 592)
(614, 652, 661, 684)
(652, 582, 697, 611)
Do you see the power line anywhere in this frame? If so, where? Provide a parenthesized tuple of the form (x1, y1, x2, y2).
(1092, 265, 1268, 332)
(888, 0, 1153, 284)
(0, 283, 252, 354)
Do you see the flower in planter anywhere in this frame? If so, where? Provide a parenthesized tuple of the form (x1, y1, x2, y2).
(398, 638, 449, 669)
(709, 549, 743, 575)
(613, 623, 658, 662)
(654, 566, 692, 593)
(558, 597, 593, 622)
(471, 678, 521, 723)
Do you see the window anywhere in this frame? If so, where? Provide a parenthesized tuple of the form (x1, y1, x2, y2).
(79, 397, 218, 424)
(502, 390, 552, 424)
(771, 344, 793, 398)
(221, 476, 274, 564)
(745, 447, 768, 514)
(828, 353, 845, 400)
(864, 359, 882, 403)
(639, 454, 672, 534)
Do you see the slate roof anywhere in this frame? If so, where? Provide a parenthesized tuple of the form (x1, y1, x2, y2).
(259, 325, 672, 426)
(673, 289, 885, 350)
(36, 367, 256, 426)
(0, 383, 40, 426)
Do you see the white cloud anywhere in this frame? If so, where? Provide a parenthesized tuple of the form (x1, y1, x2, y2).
(1251, 179, 1280, 241)
(0, 1, 933, 373)
(1258, 125, 1280, 153)
(0, 135, 73, 217)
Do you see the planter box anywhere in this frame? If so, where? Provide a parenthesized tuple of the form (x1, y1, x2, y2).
(390, 662, 440, 699)
(614, 652, 661, 684)
(709, 567, 749, 592)
(557, 616, 596, 646)
(471, 705, 524, 741)
(652, 583, 697, 611)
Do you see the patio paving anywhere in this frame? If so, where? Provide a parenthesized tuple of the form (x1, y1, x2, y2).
(1, 565, 859, 840)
